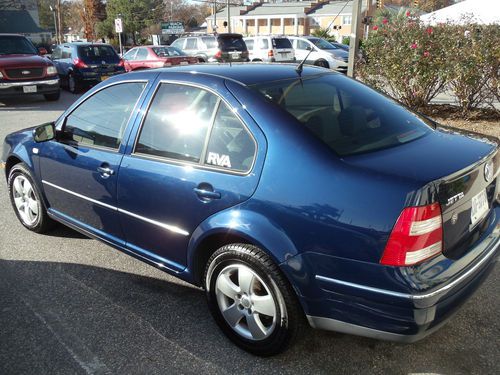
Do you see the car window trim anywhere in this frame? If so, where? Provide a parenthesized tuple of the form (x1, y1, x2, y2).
(131, 79, 258, 176)
(59, 79, 148, 153)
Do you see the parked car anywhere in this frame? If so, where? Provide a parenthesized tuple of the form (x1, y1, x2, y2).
(122, 45, 197, 72)
(2, 64, 499, 356)
(51, 42, 125, 93)
(289, 36, 348, 73)
(171, 34, 249, 63)
(244, 36, 295, 63)
(0, 34, 60, 101)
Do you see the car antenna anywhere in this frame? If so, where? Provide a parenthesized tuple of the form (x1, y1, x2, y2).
(295, 0, 350, 76)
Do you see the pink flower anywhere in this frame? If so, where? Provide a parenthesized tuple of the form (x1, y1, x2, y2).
(423, 51, 430, 57)
(373, 25, 379, 31)
(406, 10, 411, 17)
(426, 27, 433, 34)
(382, 18, 389, 24)
(410, 43, 418, 49)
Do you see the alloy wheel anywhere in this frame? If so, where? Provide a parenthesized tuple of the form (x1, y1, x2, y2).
(12, 175, 39, 226)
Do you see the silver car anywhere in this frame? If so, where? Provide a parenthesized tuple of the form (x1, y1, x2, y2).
(289, 36, 348, 73)
(171, 34, 249, 63)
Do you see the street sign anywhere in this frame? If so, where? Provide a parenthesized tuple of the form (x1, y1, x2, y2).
(115, 18, 123, 33)
(161, 21, 184, 35)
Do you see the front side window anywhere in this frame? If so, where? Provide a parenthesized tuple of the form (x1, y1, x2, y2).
(170, 39, 184, 49)
(51, 47, 62, 59)
(136, 84, 218, 163)
(135, 48, 149, 60)
(205, 102, 255, 172)
(296, 39, 310, 50)
(309, 38, 335, 50)
(252, 74, 432, 156)
(123, 48, 138, 60)
(64, 82, 146, 149)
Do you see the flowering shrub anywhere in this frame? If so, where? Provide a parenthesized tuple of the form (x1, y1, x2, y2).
(358, 10, 500, 114)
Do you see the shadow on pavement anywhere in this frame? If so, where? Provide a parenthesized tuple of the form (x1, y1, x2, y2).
(0, 91, 82, 112)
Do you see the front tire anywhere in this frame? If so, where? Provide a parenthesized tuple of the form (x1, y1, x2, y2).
(8, 163, 54, 233)
(204, 244, 304, 356)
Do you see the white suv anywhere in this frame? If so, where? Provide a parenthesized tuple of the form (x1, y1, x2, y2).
(288, 36, 348, 73)
(244, 36, 295, 63)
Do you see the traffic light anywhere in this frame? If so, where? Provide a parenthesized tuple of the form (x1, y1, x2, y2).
(376, 0, 384, 9)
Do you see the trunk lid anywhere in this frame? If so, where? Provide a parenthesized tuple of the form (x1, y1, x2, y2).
(344, 128, 498, 259)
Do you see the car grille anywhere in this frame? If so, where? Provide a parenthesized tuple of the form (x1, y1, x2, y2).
(341, 56, 348, 63)
(6, 67, 44, 79)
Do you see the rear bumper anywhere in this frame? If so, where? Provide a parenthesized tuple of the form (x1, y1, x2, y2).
(281, 208, 500, 342)
(0, 78, 59, 97)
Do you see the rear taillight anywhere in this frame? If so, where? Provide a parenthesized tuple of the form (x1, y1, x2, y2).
(118, 59, 125, 67)
(214, 50, 222, 59)
(380, 203, 443, 266)
(73, 58, 88, 69)
(268, 50, 274, 57)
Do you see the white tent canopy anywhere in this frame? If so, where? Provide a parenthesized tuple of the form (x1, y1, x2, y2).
(420, 0, 500, 25)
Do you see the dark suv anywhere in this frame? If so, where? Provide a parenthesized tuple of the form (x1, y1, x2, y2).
(171, 33, 249, 63)
(0, 34, 60, 101)
(51, 43, 125, 93)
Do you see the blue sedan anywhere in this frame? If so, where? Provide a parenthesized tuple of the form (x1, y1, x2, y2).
(2, 64, 499, 356)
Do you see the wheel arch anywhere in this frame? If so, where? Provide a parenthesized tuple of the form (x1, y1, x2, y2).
(186, 208, 300, 286)
(4, 154, 23, 180)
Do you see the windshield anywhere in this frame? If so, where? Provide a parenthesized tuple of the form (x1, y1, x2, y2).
(0, 35, 38, 55)
(152, 46, 185, 57)
(309, 38, 335, 50)
(251, 74, 433, 156)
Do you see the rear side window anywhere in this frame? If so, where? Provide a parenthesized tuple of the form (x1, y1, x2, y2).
(273, 38, 292, 49)
(205, 103, 255, 172)
(64, 82, 146, 149)
(218, 36, 246, 51)
(258, 39, 269, 50)
(252, 74, 432, 156)
(136, 84, 218, 163)
(201, 37, 217, 49)
(245, 39, 254, 50)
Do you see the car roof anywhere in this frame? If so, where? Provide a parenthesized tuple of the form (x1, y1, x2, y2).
(148, 63, 333, 86)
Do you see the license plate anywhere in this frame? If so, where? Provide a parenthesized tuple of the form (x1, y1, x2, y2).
(180, 61, 188, 65)
(230, 53, 240, 60)
(23, 85, 37, 93)
(101, 75, 109, 81)
(471, 189, 489, 226)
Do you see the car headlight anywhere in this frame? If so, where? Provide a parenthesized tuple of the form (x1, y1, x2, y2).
(46, 66, 57, 75)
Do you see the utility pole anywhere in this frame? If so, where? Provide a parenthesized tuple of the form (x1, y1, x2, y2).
(49, 5, 59, 44)
(227, 0, 231, 33)
(347, 0, 362, 77)
(213, 0, 217, 34)
(57, 0, 62, 44)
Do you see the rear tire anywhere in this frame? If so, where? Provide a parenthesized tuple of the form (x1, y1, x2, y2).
(68, 73, 80, 94)
(204, 243, 304, 356)
(8, 163, 54, 233)
(44, 91, 60, 101)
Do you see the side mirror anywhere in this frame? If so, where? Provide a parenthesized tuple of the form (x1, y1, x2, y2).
(38, 47, 48, 55)
(33, 122, 55, 143)
(306, 46, 313, 51)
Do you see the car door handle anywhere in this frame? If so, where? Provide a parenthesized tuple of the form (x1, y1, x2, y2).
(97, 166, 114, 177)
(193, 188, 221, 200)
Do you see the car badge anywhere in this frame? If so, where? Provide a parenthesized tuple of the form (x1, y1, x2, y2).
(446, 192, 464, 206)
(102, 60, 106, 64)
(451, 212, 458, 225)
(484, 160, 494, 183)
(21, 70, 31, 75)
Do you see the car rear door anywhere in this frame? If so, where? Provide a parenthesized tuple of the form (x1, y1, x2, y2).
(116, 76, 266, 270)
(38, 78, 150, 244)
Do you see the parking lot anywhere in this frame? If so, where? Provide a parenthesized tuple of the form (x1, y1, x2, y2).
(0, 91, 499, 375)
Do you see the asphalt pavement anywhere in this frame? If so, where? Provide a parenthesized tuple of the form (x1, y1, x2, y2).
(0, 91, 499, 375)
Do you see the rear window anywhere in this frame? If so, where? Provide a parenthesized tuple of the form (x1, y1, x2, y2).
(77, 45, 118, 60)
(0, 35, 37, 55)
(218, 36, 247, 51)
(251, 74, 433, 156)
(152, 47, 185, 57)
(272, 38, 292, 49)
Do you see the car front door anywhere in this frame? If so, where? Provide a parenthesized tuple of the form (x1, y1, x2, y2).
(117, 79, 265, 270)
(122, 48, 138, 71)
(38, 80, 149, 243)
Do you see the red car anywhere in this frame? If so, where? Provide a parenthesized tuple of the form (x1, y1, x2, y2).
(0, 34, 60, 101)
(122, 46, 197, 72)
